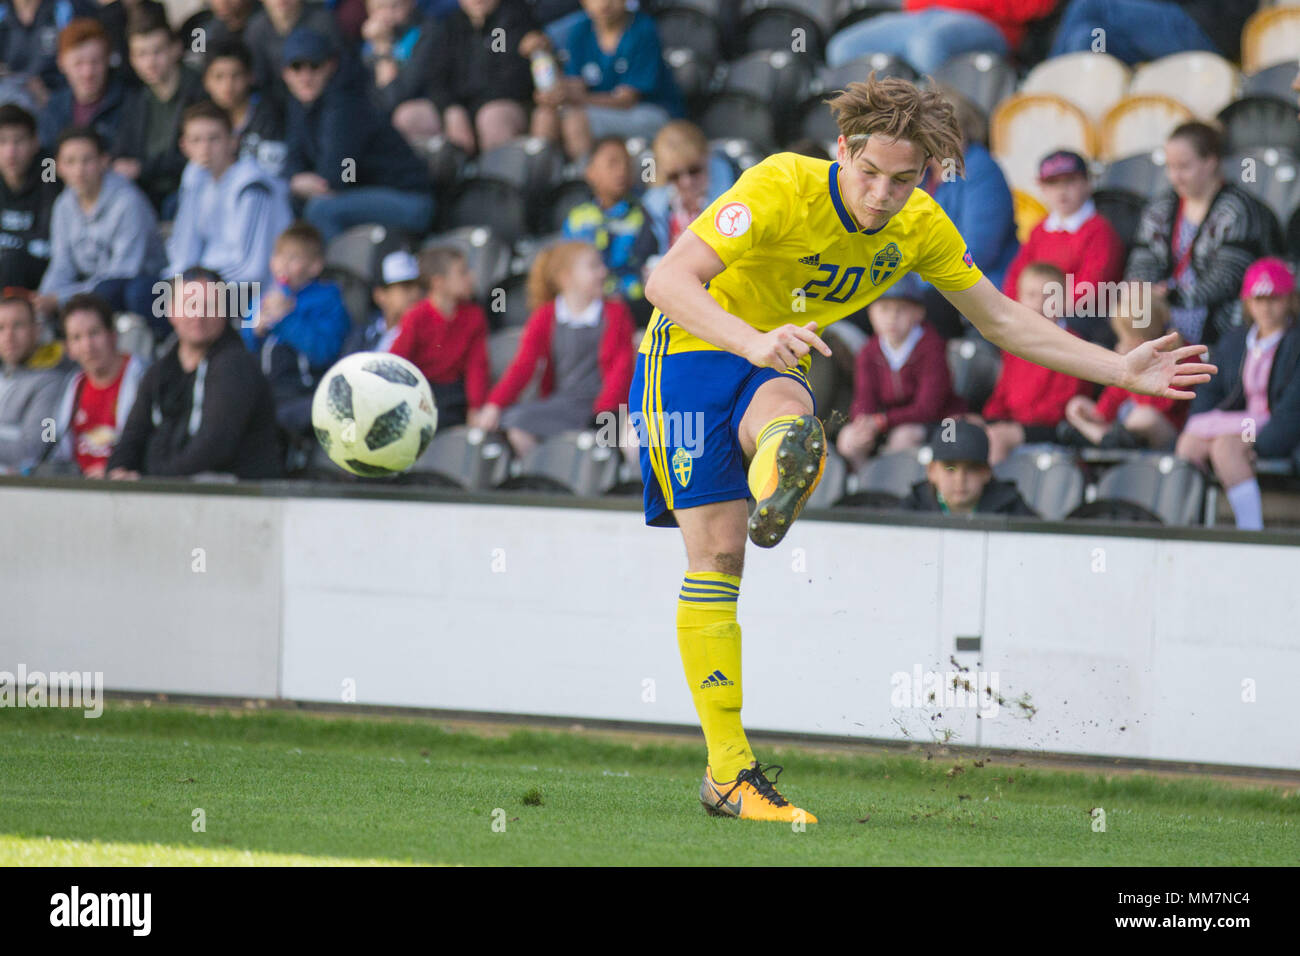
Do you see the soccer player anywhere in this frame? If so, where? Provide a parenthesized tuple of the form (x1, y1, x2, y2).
(634, 75, 1216, 824)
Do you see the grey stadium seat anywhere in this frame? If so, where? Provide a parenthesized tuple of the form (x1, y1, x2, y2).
(497, 430, 622, 496)
(439, 178, 528, 243)
(547, 179, 595, 233)
(946, 335, 1002, 412)
(325, 224, 413, 284)
(1092, 188, 1147, 250)
(414, 134, 468, 191)
(992, 449, 1086, 520)
(408, 425, 512, 490)
(831, 0, 904, 35)
(739, 0, 835, 58)
(665, 47, 717, 112)
(820, 52, 918, 92)
(722, 50, 815, 139)
(474, 136, 567, 231)
(1242, 63, 1300, 104)
(856, 448, 927, 498)
(1218, 96, 1300, 156)
(804, 447, 849, 509)
(1096, 151, 1165, 200)
(655, 0, 723, 60)
(701, 94, 777, 154)
(1077, 453, 1206, 526)
(933, 51, 1017, 120)
(1224, 147, 1300, 227)
(422, 226, 512, 304)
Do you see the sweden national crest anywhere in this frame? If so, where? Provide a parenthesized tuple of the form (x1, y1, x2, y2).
(871, 242, 902, 285)
(672, 447, 693, 487)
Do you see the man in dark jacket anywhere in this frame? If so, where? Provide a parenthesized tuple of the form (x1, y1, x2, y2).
(281, 26, 433, 242)
(904, 419, 1037, 517)
(106, 267, 283, 479)
(0, 104, 60, 290)
(36, 17, 127, 149)
(0, 0, 95, 105)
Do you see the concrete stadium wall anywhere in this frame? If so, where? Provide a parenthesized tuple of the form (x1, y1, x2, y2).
(2, 481, 1296, 771)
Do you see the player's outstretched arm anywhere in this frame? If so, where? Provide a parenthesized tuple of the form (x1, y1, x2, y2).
(943, 278, 1217, 400)
(644, 232, 831, 371)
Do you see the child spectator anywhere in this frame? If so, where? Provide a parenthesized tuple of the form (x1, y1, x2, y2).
(242, 221, 350, 436)
(561, 135, 655, 322)
(0, 293, 73, 472)
(534, 0, 682, 160)
(344, 249, 423, 354)
(0, 0, 95, 109)
(1002, 150, 1126, 341)
(641, 119, 734, 257)
(974, 261, 1089, 464)
(37, 18, 127, 149)
(0, 103, 59, 291)
(97, 0, 162, 81)
(1175, 258, 1300, 531)
(187, 0, 258, 58)
(1062, 283, 1186, 451)
(34, 126, 165, 331)
(903, 419, 1036, 516)
(397, 0, 544, 154)
(476, 240, 634, 457)
(51, 291, 145, 475)
(111, 5, 204, 215)
(281, 27, 433, 242)
(388, 244, 489, 429)
(359, 0, 437, 118)
(203, 40, 288, 178)
(243, 0, 340, 107)
(166, 101, 292, 291)
(836, 274, 966, 469)
(107, 267, 283, 479)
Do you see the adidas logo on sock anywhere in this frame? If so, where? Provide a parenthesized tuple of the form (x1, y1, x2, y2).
(798, 253, 820, 266)
(700, 670, 735, 689)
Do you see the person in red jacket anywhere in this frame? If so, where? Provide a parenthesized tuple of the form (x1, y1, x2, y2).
(388, 245, 491, 429)
(1002, 150, 1126, 342)
(836, 273, 967, 469)
(973, 261, 1090, 463)
(476, 240, 636, 458)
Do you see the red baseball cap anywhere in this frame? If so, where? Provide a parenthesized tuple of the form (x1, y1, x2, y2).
(1240, 257, 1296, 299)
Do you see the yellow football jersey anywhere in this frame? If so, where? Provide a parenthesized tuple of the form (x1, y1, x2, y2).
(638, 152, 984, 365)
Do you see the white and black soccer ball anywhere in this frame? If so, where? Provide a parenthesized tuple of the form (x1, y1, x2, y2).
(311, 352, 438, 476)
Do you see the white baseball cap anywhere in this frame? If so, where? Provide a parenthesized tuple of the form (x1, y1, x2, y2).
(381, 250, 420, 285)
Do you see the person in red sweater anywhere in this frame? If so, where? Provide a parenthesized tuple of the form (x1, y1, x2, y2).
(973, 261, 1090, 463)
(1063, 285, 1186, 449)
(476, 240, 635, 458)
(836, 273, 967, 469)
(388, 246, 490, 429)
(1002, 150, 1126, 342)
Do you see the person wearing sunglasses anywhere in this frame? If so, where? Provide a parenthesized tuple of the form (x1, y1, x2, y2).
(640, 120, 734, 261)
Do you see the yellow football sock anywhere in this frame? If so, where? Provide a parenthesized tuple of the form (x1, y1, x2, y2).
(677, 571, 753, 783)
(747, 414, 801, 501)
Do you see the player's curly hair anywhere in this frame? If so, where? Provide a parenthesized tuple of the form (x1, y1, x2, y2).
(826, 73, 966, 178)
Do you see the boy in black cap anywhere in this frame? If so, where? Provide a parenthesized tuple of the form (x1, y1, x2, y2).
(904, 419, 1037, 516)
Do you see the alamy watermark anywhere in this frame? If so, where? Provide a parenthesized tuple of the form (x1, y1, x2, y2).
(891, 665, 1001, 719)
(0, 665, 103, 718)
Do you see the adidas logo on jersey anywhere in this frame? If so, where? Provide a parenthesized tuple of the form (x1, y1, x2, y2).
(798, 253, 820, 266)
(700, 670, 735, 689)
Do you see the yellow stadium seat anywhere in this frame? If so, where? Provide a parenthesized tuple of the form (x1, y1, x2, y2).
(1012, 189, 1048, 244)
(1099, 94, 1195, 161)
(1242, 7, 1300, 74)
(991, 93, 1098, 200)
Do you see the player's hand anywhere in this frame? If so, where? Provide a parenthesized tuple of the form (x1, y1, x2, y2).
(1120, 331, 1216, 400)
(746, 321, 831, 372)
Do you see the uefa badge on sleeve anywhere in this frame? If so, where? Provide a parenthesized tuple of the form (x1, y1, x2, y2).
(714, 202, 752, 238)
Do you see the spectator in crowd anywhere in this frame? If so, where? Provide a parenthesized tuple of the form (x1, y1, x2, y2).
(903, 419, 1037, 516)
(37, 18, 127, 149)
(476, 239, 635, 457)
(0, 0, 95, 110)
(241, 221, 349, 436)
(836, 274, 966, 469)
(388, 244, 489, 428)
(1176, 258, 1300, 531)
(825, 1, 1055, 74)
(1126, 122, 1282, 346)
(107, 267, 283, 479)
(112, 6, 205, 215)
(1061, 282, 1186, 450)
(0, 104, 59, 291)
(202, 39, 287, 177)
(641, 120, 734, 257)
(561, 135, 656, 323)
(359, 0, 437, 119)
(97, 0, 162, 83)
(166, 101, 291, 292)
(343, 248, 423, 354)
(0, 292, 72, 471)
(243, 0, 339, 106)
(51, 291, 145, 475)
(185, 0, 259, 56)
(395, 0, 544, 154)
(1002, 149, 1125, 342)
(534, 0, 682, 160)
(34, 126, 165, 330)
(922, 89, 1017, 337)
(281, 26, 433, 242)
(972, 261, 1089, 464)
(1048, 0, 1257, 66)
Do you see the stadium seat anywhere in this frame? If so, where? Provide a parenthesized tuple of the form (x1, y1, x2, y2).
(804, 447, 849, 509)
(1075, 454, 1206, 526)
(415, 135, 469, 191)
(114, 311, 154, 360)
(1098, 95, 1194, 161)
(700, 93, 777, 153)
(856, 448, 926, 498)
(933, 51, 1017, 121)
(712, 137, 766, 176)
(1241, 7, 1300, 74)
(1096, 150, 1165, 199)
(1020, 52, 1131, 123)
(992, 450, 1085, 521)
(738, 0, 835, 59)
(945, 335, 1001, 412)
(1287, 205, 1300, 258)
(408, 425, 512, 490)
(1130, 52, 1240, 119)
(475, 137, 566, 194)
(1225, 147, 1300, 227)
(1218, 96, 1300, 155)
(806, 347, 837, 409)
(1242, 62, 1300, 103)
(607, 458, 645, 496)
(498, 430, 622, 496)
(665, 47, 717, 113)
(830, 0, 903, 36)
(546, 179, 596, 234)
(1091, 188, 1147, 250)
(488, 326, 523, 378)
(991, 94, 1097, 198)
(439, 178, 528, 243)
(495, 272, 532, 329)
(655, 0, 724, 60)
(511, 233, 560, 278)
(796, 98, 840, 152)
(422, 226, 513, 304)
(722, 50, 815, 142)
(1012, 189, 1048, 243)
(325, 224, 414, 285)
(819, 52, 917, 93)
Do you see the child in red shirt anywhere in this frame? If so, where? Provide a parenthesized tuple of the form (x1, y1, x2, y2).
(476, 240, 635, 458)
(388, 245, 491, 428)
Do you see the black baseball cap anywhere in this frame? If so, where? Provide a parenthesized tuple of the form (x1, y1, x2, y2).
(928, 421, 990, 465)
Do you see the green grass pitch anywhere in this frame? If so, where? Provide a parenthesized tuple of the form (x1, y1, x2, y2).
(0, 702, 1295, 866)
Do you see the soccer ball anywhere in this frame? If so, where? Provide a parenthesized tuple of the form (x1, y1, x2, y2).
(311, 352, 438, 476)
